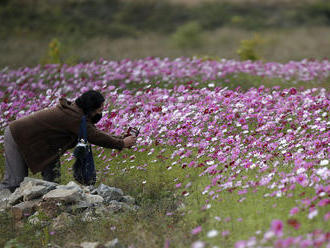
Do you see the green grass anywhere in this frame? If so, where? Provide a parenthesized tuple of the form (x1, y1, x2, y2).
(0, 141, 327, 247)
(0, 73, 328, 246)
(1, 26, 330, 69)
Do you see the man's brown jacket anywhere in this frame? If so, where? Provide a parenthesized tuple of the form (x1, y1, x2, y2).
(9, 98, 124, 174)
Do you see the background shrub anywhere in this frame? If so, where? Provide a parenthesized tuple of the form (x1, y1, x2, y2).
(171, 21, 203, 49)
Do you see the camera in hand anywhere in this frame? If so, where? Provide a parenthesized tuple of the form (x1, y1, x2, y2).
(125, 127, 140, 137)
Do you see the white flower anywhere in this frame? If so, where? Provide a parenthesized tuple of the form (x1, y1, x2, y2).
(308, 209, 318, 219)
(319, 192, 326, 197)
(264, 231, 274, 240)
(214, 216, 221, 221)
(320, 160, 329, 166)
(316, 168, 329, 180)
(296, 168, 306, 174)
(208, 83, 215, 88)
(191, 241, 205, 248)
(207, 230, 219, 238)
(206, 161, 215, 165)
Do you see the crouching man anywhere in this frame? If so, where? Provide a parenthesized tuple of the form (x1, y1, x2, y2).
(0, 90, 136, 192)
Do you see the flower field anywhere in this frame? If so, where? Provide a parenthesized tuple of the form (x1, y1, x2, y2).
(0, 58, 329, 247)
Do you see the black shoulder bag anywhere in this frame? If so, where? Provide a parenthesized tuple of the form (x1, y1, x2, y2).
(73, 115, 96, 185)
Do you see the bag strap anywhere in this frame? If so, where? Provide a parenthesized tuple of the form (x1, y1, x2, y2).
(78, 115, 88, 143)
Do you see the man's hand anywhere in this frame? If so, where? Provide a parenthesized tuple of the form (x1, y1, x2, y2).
(123, 136, 137, 148)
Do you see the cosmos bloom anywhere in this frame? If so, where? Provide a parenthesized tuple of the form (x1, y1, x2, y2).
(271, 219, 284, 237)
(289, 207, 300, 216)
(0, 58, 329, 248)
(191, 226, 202, 235)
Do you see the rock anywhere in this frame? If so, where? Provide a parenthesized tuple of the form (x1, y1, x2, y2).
(80, 242, 101, 248)
(81, 208, 98, 222)
(28, 211, 41, 225)
(27, 211, 48, 226)
(96, 184, 123, 202)
(20, 177, 58, 189)
(56, 181, 82, 193)
(65, 242, 83, 248)
(23, 185, 50, 201)
(84, 194, 104, 205)
(120, 195, 136, 205)
(1, 178, 138, 229)
(8, 188, 24, 206)
(51, 212, 74, 230)
(67, 202, 93, 214)
(11, 199, 41, 220)
(105, 238, 126, 248)
(107, 200, 137, 213)
(38, 200, 63, 218)
(0, 188, 11, 210)
(8, 178, 57, 205)
(43, 188, 82, 204)
(46, 243, 62, 248)
(94, 205, 109, 217)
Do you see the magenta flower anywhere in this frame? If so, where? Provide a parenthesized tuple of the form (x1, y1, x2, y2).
(318, 199, 329, 207)
(287, 218, 301, 230)
(271, 219, 284, 237)
(191, 226, 202, 235)
(289, 207, 299, 216)
(235, 240, 246, 248)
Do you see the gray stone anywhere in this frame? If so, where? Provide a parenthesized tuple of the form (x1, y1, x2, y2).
(11, 199, 41, 220)
(46, 243, 62, 248)
(84, 193, 104, 205)
(20, 177, 58, 188)
(23, 185, 50, 201)
(8, 178, 57, 205)
(8, 188, 24, 206)
(43, 188, 82, 204)
(67, 201, 94, 214)
(94, 205, 109, 217)
(120, 195, 136, 205)
(0, 188, 11, 210)
(27, 211, 48, 226)
(96, 184, 123, 202)
(105, 238, 126, 248)
(107, 200, 137, 213)
(51, 212, 74, 230)
(81, 208, 98, 222)
(80, 242, 101, 248)
(28, 211, 41, 225)
(56, 181, 82, 192)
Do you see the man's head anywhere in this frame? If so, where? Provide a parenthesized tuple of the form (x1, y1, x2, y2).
(75, 90, 105, 124)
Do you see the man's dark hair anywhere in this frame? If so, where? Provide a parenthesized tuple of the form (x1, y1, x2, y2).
(75, 90, 105, 115)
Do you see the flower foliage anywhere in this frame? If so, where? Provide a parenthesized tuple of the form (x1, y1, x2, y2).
(0, 57, 329, 247)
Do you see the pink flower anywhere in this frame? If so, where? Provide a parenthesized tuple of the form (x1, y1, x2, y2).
(191, 226, 202, 235)
(289, 207, 299, 216)
(289, 87, 297, 95)
(295, 174, 308, 187)
(318, 199, 330, 207)
(238, 189, 248, 195)
(271, 219, 283, 237)
(235, 241, 246, 248)
(324, 212, 330, 221)
(287, 218, 301, 230)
